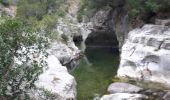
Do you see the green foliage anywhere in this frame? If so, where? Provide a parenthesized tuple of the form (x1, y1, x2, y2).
(17, 0, 67, 32)
(38, 88, 61, 100)
(26, 15, 58, 32)
(125, 0, 170, 17)
(61, 34, 69, 44)
(0, 19, 48, 99)
(78, 0, 115, 22)
(78, 0, 170, 22)
(17, 0, 47, 20)
(0, 17, 7, 24)
(0, 0, 16, 6)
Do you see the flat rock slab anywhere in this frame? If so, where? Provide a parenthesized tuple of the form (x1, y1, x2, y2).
(100, 93, 148, 100)
(107, 82, 143, 94)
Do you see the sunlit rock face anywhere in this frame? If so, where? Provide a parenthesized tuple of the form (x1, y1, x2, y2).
(35, 41, 80, 99)
(118, 24, 170, 87)
(32, 55, 77, 100)
(48, 42, 80, 71)
(29, 42, 79, 99)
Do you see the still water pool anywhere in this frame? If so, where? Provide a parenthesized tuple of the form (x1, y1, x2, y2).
(72, 47, 119, 100)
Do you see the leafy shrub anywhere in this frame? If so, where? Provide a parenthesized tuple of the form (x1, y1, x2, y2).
(78, 0, 170, 22)
(125, 0, 170, 17)
(78, 0, 115, 22)
(0, 0, 16, 6)
(0, 19, 48, 99)
(38, 88, 62, 100)
(17, 0, 67, 32)
(61, 34, 69, 44)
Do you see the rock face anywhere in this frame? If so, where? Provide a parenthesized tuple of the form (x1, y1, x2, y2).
(117, 24, 170, 87)
(0, 5, 16, 17)
(100, 93, 148, 100)
(48, 42, 80, 71)
(107, 82, 143, 94)
(90, 1, 129, 49)
(30, 41, 80, 99)
(32, 55, 77, 100)
(101, 82, 169, 100)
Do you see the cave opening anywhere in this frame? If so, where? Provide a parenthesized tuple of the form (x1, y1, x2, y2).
(85, 31, 119, 54)
(72, 31, 120, 100)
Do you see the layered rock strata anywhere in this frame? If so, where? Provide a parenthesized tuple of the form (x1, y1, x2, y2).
(118, 25, 170, 87)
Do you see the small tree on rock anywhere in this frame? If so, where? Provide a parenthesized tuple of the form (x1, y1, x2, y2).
(0, 19, 48, 100)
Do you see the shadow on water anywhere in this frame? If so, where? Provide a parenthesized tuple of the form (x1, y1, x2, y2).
(72, 47, 119, 100)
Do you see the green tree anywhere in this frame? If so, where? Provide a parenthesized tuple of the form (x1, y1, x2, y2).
(125, 0, 170, 17)
(17, 0, 67, 31)
(77, 0, 116, 22)
(0, 19, 48, 99)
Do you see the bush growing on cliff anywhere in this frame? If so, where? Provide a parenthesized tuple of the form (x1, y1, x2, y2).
(0, 19, 48, 99)
(17, 0, 67, 31)
(125, 0, 170, 17)
(0, 0, 16, 6)
(78, 0, 115, 22)
(78, 0, 170, 22)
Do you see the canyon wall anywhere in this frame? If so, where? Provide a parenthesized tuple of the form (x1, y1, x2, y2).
(118, 24, 170, 87)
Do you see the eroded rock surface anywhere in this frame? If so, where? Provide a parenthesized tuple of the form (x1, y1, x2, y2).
(117, 24, 170, 87)
(32, 55, 77, 100)
(48, 42, 80, 70)
(107, 82, 143, 94)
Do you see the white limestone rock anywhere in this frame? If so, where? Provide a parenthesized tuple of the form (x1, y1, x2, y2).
(26, 41, 79, 99)
(100, 93, 148, 100)
(32, 55, 77, 100)
(117, 24, 170, 87)
(107, 82, 143, 94)
(48, 42, 80, 68)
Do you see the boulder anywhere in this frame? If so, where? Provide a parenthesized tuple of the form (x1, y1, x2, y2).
(100, 93, 148, 100)
(107, 82, 143, 94)
(48, 42, 80, 70)
(117, 24, 170, 87)
(31, 55, 77, 100)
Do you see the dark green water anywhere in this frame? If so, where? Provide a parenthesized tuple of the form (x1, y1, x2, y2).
(72, 48, 119, 100)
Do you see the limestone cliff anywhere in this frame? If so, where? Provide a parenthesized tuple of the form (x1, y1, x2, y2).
(118, 25, 170, 87)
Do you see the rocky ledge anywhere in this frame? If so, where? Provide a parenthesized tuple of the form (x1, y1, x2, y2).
(101, 82, 170, 100)
(117, 24, 170, 87)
